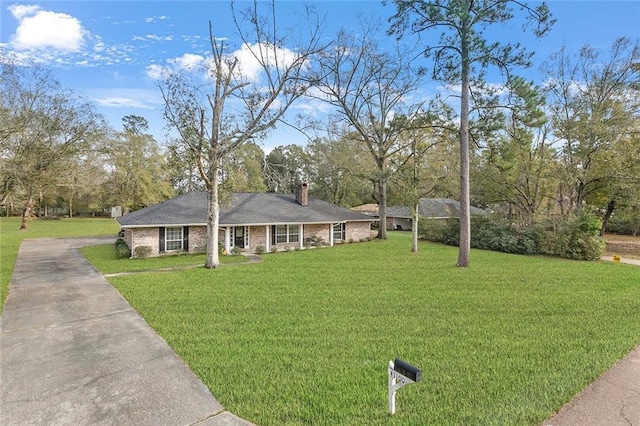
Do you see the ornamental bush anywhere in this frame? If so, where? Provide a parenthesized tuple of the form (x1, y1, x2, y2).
(418, 219, 450, 243)
(470, 217, 540, 255)
(134, 246, 152, 258)
(115, 238, 131, 259)
(547, 212, 605, 261)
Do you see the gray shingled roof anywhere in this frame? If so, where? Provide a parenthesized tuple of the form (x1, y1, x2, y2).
(116, 192, 374, 228)
(386, 198, 489, 219)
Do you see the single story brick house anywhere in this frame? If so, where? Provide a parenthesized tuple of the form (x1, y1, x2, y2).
(116, 183, 375, 258)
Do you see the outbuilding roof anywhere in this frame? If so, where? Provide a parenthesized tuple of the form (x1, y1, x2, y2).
(386, 198, 489, 219)
(116, 191, 374, 228)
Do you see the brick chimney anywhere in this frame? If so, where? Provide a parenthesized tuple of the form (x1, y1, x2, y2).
(296, 182, 309, 207)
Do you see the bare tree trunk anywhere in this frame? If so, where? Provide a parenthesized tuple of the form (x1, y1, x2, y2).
(411, 201, 419, 253)
(39, 190, 45, 217)
(20, 192, 34, 230)
(377, 171, 388, 240)
(457, 20, 471, 267)
(600, 199, 616, 236)
(205, 159, 221, 269)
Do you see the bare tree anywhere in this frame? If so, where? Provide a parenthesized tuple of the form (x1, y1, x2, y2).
(390, 110, 452, 252)
(543, 38, 640, 219)
(388, 0, 554, 266)
(159, 1, 324, 268)
(311, 22, 424, 239)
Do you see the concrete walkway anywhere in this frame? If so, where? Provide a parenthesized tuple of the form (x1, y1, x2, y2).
(544, 255, 640, 425)
(543, 344, 640, 425)
(601, 255, 640, 267)
(0, 237, 254, 426)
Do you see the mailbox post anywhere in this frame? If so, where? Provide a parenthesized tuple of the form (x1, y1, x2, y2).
(388, 358, 422, 414)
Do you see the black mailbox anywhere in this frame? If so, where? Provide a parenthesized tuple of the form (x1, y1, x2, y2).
(393, 358, 422, 382)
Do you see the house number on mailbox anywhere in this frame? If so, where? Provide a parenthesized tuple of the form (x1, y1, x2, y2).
(388, 358, 422, 415)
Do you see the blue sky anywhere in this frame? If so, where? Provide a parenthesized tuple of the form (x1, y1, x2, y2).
(1, 1, 639, 150)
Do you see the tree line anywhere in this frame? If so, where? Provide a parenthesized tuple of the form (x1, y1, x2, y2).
(1, 1, 638, 268)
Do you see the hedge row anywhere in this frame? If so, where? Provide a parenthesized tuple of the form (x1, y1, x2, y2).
(420, 212, 605, 261)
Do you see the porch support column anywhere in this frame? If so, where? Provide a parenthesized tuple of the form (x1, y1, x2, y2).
(265, 226, 270, 252)
(299, 224, 304, 249)
(329, 223, 334, 247)
(224, 226, 231, 255)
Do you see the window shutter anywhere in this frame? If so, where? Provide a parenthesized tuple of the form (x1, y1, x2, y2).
(342, 223, 346, 240)
(271, 225, 276, 245)
(159, 227, 165, 252)
(183, 226, 189, 251)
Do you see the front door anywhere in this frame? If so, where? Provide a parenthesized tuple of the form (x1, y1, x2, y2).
(234, 226, 245, 248)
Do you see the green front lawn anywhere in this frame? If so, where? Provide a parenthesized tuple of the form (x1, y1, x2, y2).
(91, 233, 640, 425)
(0, 217, 119, 309)
(80, 244, 249, 275)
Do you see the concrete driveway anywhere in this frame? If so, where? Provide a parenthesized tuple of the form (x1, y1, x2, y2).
(0, 237, 253, 426)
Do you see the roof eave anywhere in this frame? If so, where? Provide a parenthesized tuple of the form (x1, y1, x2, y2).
(118, 218, 374, 229)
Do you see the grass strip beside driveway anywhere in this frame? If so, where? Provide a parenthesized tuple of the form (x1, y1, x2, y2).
(91, 233, 640, 425)
(80, 244, 250, 275)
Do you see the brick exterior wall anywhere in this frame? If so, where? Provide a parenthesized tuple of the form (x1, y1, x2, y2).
(127, 221, 372, 257)
(345, 221, 372, 242)
(123, 229, 133, 250)
(189, 227, 207, 253)
(303, 224, 330, 245)
(129, 226, 207, 257)
(249, 226, 267, 250)
(130, 227, 160, 257)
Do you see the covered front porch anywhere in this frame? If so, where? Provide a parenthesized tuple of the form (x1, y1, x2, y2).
(219, 223, 351, 254)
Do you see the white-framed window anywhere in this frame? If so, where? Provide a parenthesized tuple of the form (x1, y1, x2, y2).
(273, 225, 300, 244)
(289, 225, 300, 243)
(165, 226, 183, 251)
(332, 223, 345, 241)
(275, 225, 287, 243)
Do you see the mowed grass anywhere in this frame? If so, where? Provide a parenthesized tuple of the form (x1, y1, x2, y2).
(0, 217, 119, 309)
(80, 244, 249, 275)
(99, 233, 640, 425)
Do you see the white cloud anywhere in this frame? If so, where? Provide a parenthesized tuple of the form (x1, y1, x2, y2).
(145, 53, 206, 79)
(132, 34, 174, 42)
(231, 42, 298, 82)
(145, 64, 166, 80)
(148, 34, 173, 42)
(9, 5, 88, 51)
(145, 15, 168, 23)
(90, 88, 161, 109)
(7, 4, 40, 19)
(172, 53, 204, 70)
(146, 43, 300, 86)
(95, 96, 153, 108)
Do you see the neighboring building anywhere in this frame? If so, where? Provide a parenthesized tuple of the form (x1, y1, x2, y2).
(116, 183, 375, 258)
(350, 203, 379, 216)
(385, 198, 489, 230)
(110, 206, 122, 218)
